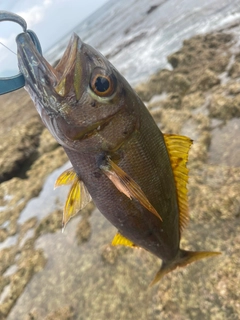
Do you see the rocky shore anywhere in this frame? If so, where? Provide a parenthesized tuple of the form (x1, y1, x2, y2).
(0, 24, 239, 319)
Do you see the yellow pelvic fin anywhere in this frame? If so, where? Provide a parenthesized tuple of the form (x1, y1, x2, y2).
(100, 157, 162, 221)
(54, 167, 76, 188)
(164, 134, 193, 232)
(54, 167, 92, 231)
(112, 232, 136, 247)
(150, 249, 221, 286)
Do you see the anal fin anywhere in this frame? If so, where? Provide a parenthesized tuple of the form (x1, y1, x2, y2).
(112, 232, 136, 247)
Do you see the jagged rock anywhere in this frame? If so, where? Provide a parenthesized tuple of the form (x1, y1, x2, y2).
(0, 117, 44, 183)
(209, 55, 230, 73)
(228, 61, 240, 78)
(209, 93, 240, 119)
(182, 92, 205, 110)
(191, 69, 220, 92)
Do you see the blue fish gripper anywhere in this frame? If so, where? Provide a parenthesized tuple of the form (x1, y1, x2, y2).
(0, 11, 42, 95)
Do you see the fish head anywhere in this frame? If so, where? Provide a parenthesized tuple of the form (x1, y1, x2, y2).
(16, 32, 139, 151)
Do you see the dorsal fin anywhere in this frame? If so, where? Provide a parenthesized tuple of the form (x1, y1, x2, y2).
(112, 232, 136, 247)
(163, 134, 193, 233)
(55, 167, 92, 231)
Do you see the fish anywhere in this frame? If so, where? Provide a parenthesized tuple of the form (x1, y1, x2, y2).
(16, 32, 220, 285)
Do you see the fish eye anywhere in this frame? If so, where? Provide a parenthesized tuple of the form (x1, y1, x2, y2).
(90, 68, 116, 97)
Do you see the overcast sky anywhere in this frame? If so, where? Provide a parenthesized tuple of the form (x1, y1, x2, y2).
(0, 0, 109, 76)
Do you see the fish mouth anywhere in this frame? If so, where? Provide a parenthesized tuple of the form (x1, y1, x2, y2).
(16, 32, 82, 114)
(16, 33, 114, 143)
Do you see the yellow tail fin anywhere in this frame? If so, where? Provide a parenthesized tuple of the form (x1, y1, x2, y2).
(150, 249, 221, 286)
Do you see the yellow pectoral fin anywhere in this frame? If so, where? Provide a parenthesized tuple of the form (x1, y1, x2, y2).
(164, 134, 193, 232)
(55, 167, 92, 231)
(100, 157, 162, 221)
(112, 232, 136, 247)
(54, 167, 76, 188)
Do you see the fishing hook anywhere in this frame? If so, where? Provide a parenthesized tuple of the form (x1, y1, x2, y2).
(0, 11, 42, 95)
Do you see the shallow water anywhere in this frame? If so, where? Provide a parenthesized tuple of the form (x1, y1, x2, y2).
(18, 162, 70, 225)
(0, 235, 18, 250)
(0, 284, 11, 305)
(46, 0, 240, 84)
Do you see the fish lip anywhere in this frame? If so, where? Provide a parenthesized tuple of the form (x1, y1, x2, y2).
(16, 32, 81, 114)
(16, 32, 58, 87)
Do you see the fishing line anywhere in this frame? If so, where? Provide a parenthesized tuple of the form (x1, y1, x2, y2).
(0, 41, 16, 55)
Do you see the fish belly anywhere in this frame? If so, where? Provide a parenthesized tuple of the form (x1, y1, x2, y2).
(63, 114, 180, 261)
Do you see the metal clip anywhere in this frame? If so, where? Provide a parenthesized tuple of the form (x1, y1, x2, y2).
(0, 11, 42, 95)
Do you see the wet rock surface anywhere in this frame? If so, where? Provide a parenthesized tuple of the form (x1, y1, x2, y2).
(0, 24, 240, 320)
